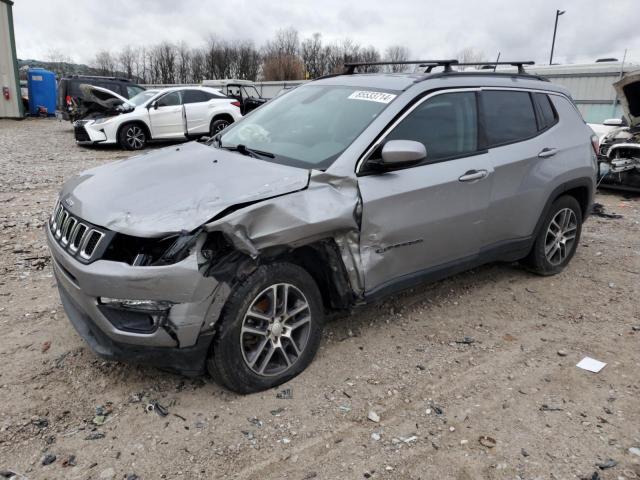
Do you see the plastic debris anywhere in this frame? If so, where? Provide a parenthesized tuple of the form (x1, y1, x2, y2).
(576, 357, 607, 373)
(276, 388, 293, 399)
(367, 410, 380, 423)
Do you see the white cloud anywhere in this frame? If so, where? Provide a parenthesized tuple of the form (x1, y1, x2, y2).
(12, 0, 640, 66)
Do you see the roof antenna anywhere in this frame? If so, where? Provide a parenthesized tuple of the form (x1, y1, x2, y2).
(493, 52, 501, 72)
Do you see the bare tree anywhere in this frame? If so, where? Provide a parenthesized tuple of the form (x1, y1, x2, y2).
(301, 33, 324, 79)
(262, 28, 304, 80)
(190, 47, 206, 83)
(176, 42, 191, 83)
(235, 40, 261, 80)
(457, 47, 487, 70)
(118, 45, 136, 79)
(45, 48, 73, 76)
(384, 45, 410, 72)
(93, 50, 115, 76)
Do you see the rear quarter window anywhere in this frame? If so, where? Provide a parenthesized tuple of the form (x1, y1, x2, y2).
(482, 90, 538, 146)
(533, 93, 558, 131)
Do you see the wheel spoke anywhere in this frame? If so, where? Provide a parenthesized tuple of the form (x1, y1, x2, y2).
(546, 243, 559, 260)
(248, 337, 270, 368)
(288, 315, 311, 331)
(286, 335, 301, 356)
(279, 346, 292, 367)
(286, 303, 309, 320)
(270, 285, 278, 317)
(242, 325, 268, 337)
(257, 343, 276, 374)
(246, 310, 272, 322)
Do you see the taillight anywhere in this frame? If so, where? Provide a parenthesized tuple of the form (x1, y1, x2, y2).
(231, 101, 240, 108)
(65, 95, 72, 106)
(591, 134, 599, 155)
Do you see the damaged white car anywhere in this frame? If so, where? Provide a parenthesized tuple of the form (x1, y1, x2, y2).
(48, 60, 597, 393)
(73, 85, 242, 150)
(597, 70, 640, 191)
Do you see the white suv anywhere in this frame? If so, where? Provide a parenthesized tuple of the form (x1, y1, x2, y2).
(73, 86, 242, 150)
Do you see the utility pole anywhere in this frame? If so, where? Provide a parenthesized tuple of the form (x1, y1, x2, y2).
(549, 9, 565, 65)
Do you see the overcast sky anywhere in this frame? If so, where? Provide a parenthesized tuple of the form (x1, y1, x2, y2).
(12, 0, 640, 66)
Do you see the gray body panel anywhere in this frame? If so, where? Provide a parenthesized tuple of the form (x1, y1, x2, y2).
(49, 71, 596, 361)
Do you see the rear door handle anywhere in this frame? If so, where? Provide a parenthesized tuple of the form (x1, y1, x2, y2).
(458, 169, 488, 182)
(538, 147, 558, 158)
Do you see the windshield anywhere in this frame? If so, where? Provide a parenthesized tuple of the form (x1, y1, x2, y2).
(129, 90, 158, 106)
(218, 85, 397, 169)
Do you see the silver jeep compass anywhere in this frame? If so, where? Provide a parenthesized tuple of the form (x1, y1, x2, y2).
(47, 60, 598, 393)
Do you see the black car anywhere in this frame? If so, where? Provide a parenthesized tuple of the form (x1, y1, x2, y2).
(57, 75, 145, 121)
(218, 82, 266, 115)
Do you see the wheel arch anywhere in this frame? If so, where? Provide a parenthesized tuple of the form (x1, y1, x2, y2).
(533, 177, 594, 239)
(117, 119, 152, 141)
(211, 113, 235, 126)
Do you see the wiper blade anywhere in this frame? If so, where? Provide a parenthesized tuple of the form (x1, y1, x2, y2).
(219, 143, 274, 158)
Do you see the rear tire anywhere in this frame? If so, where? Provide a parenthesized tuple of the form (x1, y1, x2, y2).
(118, 122, 148, 150)
(207, 262, 324, 394)
(522, 195, 583, 276)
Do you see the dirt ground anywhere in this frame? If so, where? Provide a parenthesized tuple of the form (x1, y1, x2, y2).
(0, 118, 639, 480)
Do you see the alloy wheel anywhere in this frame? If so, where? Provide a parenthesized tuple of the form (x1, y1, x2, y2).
(126, 126, 145, 149)
(240, 283, 312, 377)
(213, 121, 229, 134)
(544, 208, 577, 266)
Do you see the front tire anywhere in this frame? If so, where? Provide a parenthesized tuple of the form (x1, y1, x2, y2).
(118, 123, 148, 150)
(210, 118, 231, 136)
(523, 195, 583, 275)
(207, 262, 324, 394)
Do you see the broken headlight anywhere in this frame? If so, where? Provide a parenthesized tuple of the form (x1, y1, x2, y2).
(102, 230, 199, 266)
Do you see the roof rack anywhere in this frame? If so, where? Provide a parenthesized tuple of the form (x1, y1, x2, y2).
(455, 61, 535, 74)
(341, 60, 535, 75)
(343, 60, 459, 74)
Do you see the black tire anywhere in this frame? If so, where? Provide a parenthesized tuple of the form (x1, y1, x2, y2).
(118, 122, 148, 150)
(210, 118, 231, 136)
(522, 195, 583, 276)
(207, 262, 324, 394)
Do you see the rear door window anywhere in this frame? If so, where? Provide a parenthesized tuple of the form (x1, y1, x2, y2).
(182, 90, 209, 104)
(482, 91, 538, 146)
(533, 93, 558, 131)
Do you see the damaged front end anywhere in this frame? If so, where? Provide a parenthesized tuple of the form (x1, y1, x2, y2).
(74, 83, 133, 121)
(598, 71, 640, 192)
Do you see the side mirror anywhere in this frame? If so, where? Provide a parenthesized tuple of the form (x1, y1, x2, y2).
(148, 101, 158, 110)
(380, 140, 426, 167)
(603, 118, 623, 126)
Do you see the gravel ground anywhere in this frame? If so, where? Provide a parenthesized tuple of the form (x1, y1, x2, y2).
(0, 118, 639, 480)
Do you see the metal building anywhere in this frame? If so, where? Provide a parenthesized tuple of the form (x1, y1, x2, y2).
(0, 0, 22, 118)
(524, 62, 638, 123)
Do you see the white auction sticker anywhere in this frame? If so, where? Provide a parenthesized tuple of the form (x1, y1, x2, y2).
(348, 90, 397, 103)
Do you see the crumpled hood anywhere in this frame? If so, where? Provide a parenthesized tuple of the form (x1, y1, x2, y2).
(614, 70, 640, 127)
(60, 141, 310, 237)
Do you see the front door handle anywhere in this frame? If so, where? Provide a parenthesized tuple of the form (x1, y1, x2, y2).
(538, 147, 558, 158)
(458, 169, 488, 182)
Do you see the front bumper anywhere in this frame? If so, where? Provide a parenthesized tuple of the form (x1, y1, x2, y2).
(47, 224, 221, 375)
(73, 121, 112, 144)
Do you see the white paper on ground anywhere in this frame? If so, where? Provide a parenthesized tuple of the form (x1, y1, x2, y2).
(576, 357, 607, 373)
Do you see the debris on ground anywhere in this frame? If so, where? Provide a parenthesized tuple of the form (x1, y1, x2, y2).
(478, 436, 496, 448)
(591, 203, 623, 219)
(455, 336, 475, 344)
(576, 357, 607, 373)
(540, 404, 564, 412)
(85, 432, 105, 440)
(41, 341, 51, 353)
(367, 410, 380, 423)
(146, 401, 169, 417)
(557, 349, 568, 357)
(596, 459, 617, 469)
(629, 447, 640, 457)
(61, 455, 77, 467)
(276, 388, 293, 399)
(41, 453, 56, 466)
